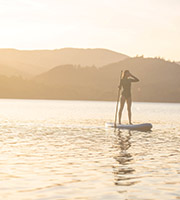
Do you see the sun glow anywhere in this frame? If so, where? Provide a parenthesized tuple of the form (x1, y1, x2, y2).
(0, 0, 180, 60)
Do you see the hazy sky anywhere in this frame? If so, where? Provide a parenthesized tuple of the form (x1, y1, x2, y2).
(0, 0, 180, 60)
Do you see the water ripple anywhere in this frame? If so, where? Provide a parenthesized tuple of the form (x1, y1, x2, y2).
(0, 100, 180, 199)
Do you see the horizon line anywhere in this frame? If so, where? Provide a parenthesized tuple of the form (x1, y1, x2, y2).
(0, 47, 179, 62)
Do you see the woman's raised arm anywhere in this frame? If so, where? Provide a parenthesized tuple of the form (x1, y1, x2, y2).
(129, 73, 139, 82)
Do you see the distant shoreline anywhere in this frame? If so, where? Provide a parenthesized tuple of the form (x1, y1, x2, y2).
(0, 97, 179, 104)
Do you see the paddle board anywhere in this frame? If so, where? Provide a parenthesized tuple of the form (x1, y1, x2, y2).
(105, 122, 152, 131)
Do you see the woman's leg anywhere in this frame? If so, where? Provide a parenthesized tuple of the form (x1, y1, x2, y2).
(127, 97, 132, 124)
(119, 96, 126, 124)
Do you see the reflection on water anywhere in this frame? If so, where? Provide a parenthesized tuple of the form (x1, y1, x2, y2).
(0, 99, 180, 200)
(113, 130, 137, 187)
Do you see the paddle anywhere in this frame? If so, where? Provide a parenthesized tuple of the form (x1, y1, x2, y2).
(114, 71, 123, 128)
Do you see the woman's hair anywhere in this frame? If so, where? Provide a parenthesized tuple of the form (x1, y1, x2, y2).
(122, 70, 129, 79)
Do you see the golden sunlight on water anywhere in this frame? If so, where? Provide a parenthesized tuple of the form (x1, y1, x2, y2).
(0, 99, 180, 200)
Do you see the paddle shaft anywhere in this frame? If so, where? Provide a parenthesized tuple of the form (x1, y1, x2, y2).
(114, 71, 122, 127)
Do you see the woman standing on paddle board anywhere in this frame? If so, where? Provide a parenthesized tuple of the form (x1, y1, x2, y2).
(119, 70, 139, 124)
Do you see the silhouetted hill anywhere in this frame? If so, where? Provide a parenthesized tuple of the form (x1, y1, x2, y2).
(34, 57, 180, 102)
(0, 64, 24, 77)
(100, 57, 180, 102)
(0, 57, 180, 102)
(0, 48, 128, 77)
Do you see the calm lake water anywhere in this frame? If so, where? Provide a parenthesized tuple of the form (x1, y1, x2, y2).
(0, 99, 180, 200)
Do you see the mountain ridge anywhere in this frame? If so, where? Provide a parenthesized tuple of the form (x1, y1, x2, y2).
(33, 57, 180, 102)
(0, 48, 128, 77)
(0, 52, 180, 102)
